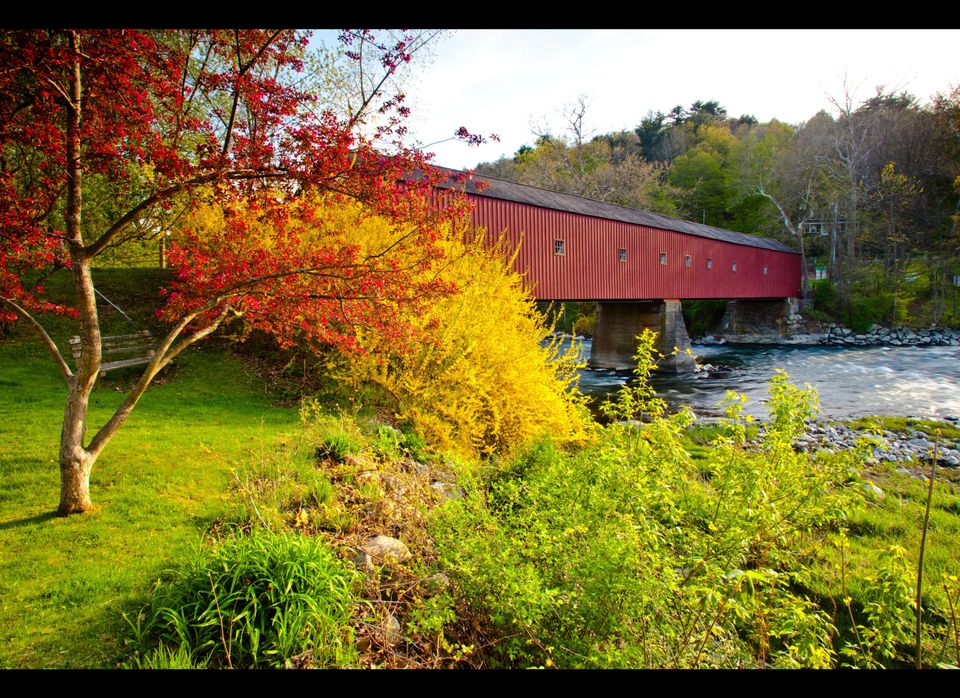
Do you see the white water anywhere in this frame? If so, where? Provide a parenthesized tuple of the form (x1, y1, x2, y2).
(568, 338, 960, 420)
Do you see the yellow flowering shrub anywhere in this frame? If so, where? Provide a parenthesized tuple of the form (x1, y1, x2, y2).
(318, 201, 593, 458)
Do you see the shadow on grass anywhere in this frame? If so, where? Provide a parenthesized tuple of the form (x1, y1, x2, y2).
(0, 511, 58, 530)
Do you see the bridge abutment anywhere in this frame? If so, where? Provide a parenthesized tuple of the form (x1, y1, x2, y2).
(590, 299, 696, 372)
(717, 298, 800, 342)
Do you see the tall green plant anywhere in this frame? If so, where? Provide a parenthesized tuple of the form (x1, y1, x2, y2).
(131, 530, 360, 668)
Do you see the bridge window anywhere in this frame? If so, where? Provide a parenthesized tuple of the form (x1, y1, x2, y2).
(732, 261, 738, 272)
(659, 252, 668, 265)
(618, 248, 627, 263)
(684, 254, 692, 268)
(707, 258, 713, 270)
(763, 265, 769, 275)
(554, 239, 565, 256)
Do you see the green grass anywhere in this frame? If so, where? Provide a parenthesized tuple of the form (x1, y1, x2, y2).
(680, 421, 760, 463)
(843, 416, 960, 441)
(0, 276, 300, 668)
(841, 460, 960, 587)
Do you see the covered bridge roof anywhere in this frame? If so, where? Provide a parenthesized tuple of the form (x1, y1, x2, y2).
(437, 168, 797, 254)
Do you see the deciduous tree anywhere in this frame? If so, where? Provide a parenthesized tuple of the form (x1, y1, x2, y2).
(0, 29, 476, 515)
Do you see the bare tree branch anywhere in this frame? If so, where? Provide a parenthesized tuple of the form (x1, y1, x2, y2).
(0, 297, 73, 381)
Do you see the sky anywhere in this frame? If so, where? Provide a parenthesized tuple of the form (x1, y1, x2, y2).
(313, 29, 960, 171)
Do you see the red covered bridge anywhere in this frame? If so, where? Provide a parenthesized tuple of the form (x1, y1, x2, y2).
(437, 171, 803, 371)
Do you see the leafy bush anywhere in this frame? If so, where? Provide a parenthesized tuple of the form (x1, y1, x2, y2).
(398, 423, 429, 462)
(841, 545, 916, 667)
(364, 422, 430, 463)
(847, 295, 890, 333)
(571, 312, 596, 337)
(809, 279, 838, 317)
(364, 423, 401, 460)
(321, 202, 593, 458)
(429, 330, 860, 668)
(131, 530, 360, 668)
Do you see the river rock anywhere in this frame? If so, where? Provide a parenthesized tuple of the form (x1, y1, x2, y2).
(362, 535, 411, 564)
(431, 481, 464, 500)
(348, 548, 376, 574)
(701, 319, 960, 348)
(383, 612, 403, 647)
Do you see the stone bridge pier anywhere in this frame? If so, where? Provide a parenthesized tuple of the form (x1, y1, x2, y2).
(590, 299, 697, 372)
(717, 298, 801, 342)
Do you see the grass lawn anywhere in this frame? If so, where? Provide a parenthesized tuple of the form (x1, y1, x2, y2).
(0, 322, 299, 668)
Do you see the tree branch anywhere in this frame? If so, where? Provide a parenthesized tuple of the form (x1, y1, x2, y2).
(222, 30, 282, 158)
(84, 168, 292, 259)
(756, 185, 810, 292)
(86, 302, 239, 460)
(1, 297, 73, 381)
(84, 174, 215, 258)
(173, 35, 212, 153)
(756, 186, 801, 238)
(43, 77, 72, 105)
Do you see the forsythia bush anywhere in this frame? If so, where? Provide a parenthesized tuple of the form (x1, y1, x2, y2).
(319, 201, 593, 458)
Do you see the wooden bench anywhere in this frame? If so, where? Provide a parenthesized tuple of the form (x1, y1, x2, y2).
(69, 330, 157, 378)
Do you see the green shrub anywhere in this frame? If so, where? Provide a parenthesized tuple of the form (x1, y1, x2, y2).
(841, 545, 916, 668)
(847, 295, 889, 333)
(810, 279, 838, 316)
(429, 331, 860, 668)
(398, 423, 429, 462)
(368, 423, 404, 461)
(132, 530, 360, 668)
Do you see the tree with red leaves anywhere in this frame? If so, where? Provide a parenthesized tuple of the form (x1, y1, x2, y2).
(0, 29, 477, 515)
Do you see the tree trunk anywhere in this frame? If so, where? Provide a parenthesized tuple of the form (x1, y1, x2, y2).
(57, 31, 99, 517)
(58, 451, 93, 516)
(58, 373, 97, 515)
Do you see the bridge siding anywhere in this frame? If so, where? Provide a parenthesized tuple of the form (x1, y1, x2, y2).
(468, 195, 801, 301)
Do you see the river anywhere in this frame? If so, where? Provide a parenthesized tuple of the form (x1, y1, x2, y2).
(567, 338, 960, 421)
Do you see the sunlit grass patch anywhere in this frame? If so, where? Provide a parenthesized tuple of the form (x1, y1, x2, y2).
(0, 336, 298, 668)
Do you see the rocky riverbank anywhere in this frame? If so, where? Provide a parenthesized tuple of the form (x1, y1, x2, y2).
(819, 324, 960, 347)
(697, 323, 960, 347)
(752, 416, 960, 472)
